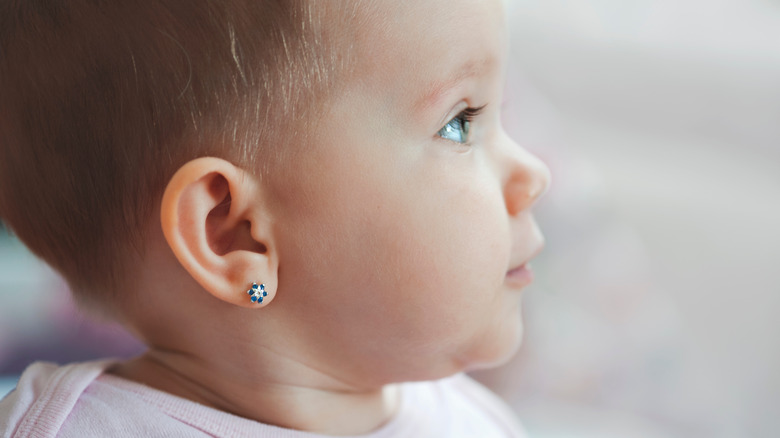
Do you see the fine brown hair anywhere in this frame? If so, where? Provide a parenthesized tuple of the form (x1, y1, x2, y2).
(0, 0, 359, 313)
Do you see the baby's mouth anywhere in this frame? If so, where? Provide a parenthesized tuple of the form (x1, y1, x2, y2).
(505, 263, 534, 289)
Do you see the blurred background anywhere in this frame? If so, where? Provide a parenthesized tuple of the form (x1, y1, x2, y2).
(2, 0, 779, 437)
(472, 1, 780, 437)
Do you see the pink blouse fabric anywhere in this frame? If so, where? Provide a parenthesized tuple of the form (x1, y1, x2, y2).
(1, 360, 527, 438)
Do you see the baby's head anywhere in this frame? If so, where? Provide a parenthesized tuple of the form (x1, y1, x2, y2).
(0, 0, 352, 304)
(0, 0, 549, 386)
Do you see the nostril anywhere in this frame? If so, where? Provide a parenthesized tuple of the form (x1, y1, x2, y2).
(505, 184, 532, 216)
(504, 155, 551, 216)
(498, 131, 551, 214)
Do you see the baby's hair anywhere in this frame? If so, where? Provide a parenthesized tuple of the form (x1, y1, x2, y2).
(0, 0, 365, 315)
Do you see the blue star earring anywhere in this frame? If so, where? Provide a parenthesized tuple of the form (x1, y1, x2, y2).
(247, 282, 268, 303)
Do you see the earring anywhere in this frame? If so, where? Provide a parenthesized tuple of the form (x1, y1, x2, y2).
(247, 282, 268, 303)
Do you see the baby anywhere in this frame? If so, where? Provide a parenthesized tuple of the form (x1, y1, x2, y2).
(0, 0, 549, 436)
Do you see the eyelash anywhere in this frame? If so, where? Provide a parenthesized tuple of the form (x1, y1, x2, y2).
(438, 104, 487, 145)
(460, 105, 487, 121)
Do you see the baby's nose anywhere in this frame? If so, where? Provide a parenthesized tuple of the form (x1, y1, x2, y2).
(501, 136, 551, 216)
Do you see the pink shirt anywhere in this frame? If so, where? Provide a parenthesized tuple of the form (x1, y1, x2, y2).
(0, 361, 527, 437)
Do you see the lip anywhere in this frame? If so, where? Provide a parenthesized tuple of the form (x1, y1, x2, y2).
(505, 263, 534, 288)
(505, 242, 544, 289)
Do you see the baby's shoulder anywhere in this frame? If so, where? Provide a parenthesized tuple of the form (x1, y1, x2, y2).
(1, 361, 101, 437)
(0, 360, 208, 438)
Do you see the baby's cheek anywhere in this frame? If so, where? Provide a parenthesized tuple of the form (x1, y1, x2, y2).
(412, 190, 509, 326)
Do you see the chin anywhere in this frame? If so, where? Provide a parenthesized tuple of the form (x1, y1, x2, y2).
(461, 316, 525, 372)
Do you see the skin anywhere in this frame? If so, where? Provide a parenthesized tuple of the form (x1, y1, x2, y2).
(112, 0, 550, 435)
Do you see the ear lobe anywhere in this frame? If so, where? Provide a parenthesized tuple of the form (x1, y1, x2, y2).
(160, 157, 277, 308)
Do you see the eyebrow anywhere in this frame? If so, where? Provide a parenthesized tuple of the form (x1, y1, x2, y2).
(415, 55, 496, 113)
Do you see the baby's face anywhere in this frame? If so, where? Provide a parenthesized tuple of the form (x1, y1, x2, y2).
(270, 0, 549, 385)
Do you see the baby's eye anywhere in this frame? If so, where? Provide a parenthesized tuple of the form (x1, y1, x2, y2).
(436, 105, 486, 144)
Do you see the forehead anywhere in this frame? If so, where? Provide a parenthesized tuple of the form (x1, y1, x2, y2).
(348, 0, 506, 108)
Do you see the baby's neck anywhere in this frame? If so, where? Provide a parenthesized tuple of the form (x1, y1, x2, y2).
(109, 349, 401, 435)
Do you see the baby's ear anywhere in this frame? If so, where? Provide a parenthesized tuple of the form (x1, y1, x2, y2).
(160, 157, 277, 308)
